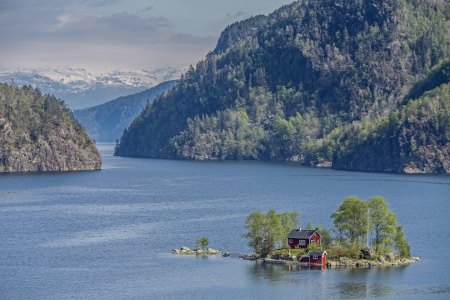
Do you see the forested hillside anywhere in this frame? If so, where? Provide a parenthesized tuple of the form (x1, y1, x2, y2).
(115, 0, 450, 173)
(212, 15, 268, 55)
(0, 83, 101, 172)
(74, 80, 177, 142)
(333, 59, 450, 173)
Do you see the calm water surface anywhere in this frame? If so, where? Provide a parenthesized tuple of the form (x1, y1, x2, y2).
(1, 143, 449, 299)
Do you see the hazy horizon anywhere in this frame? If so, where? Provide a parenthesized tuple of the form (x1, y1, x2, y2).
(1, 0, 292, 70)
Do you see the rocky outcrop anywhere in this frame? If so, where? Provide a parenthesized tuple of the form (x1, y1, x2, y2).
(0, 119, 101, 172)
(326, 257, 421, 268)
(170, 247, 222, 255)
(361, 247, 376, 259)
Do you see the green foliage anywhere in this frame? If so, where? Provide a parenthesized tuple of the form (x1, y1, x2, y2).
(367, 196, 397, 253)
(242, 210, 298, 257)
(334, 76, 450, 172)
(331, 196, 410, 257)
(0, 83, 97, 171)
(115, 0, 450, 169)
(395, 225, 411, 258)
(331, 196, 369, 244)
(195, 237, 209, 250)
(307, 243, 319, 252)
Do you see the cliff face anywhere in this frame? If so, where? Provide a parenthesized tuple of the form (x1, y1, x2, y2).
(0, 83, 101, 173)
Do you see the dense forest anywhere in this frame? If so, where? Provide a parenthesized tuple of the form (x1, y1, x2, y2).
(0, 83, 101, 172)
(333, 59, 450, 172)
(115, 0, 450, 173)
(74, 80, 177, 142)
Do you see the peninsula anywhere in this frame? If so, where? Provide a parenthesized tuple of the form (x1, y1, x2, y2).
(0, 83, 102, 172)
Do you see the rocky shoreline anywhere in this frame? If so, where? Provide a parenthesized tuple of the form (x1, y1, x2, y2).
(171, 248, 421, 268)
(170, 247, 222, 255)
(237, 253, 421, 268)
(326, 256, 421, 268)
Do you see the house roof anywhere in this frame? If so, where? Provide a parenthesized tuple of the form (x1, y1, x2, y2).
(308, 251, 327, 256)
(287, 229, 317, 239)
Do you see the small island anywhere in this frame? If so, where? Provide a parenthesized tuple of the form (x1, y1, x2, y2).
(239, 196, 419, 268)
(171, 247, 222, 255)
(171, 237, 223, 255)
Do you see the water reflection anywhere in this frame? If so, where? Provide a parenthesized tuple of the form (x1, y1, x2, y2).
(245, 263, 447, 299)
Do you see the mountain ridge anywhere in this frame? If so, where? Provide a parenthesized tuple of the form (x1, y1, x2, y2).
(114, 0, 450, 173)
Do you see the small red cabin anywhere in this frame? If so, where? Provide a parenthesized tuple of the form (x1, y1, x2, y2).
(299, 251, 327, 264)
(287, 227, 321, 249)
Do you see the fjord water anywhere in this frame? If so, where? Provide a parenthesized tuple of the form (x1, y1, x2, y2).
(1, 144, 449, 300)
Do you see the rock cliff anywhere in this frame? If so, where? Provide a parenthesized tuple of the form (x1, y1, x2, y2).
(0, 83, 101, 172)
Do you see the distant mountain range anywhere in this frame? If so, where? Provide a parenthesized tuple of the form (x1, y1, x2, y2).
(74, 80, 178, 142)
(0, 67, 188, 109)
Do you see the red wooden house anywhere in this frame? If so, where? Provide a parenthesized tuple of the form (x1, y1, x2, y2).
(287, 227, 321, 249)
(299, 251, 327, 264)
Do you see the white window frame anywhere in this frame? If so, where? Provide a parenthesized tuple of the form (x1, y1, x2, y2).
(288, 239, 293, 243)
(313, 255, 318, 260)
(311, 240, 316, 244)
(299, 240, 306, 246)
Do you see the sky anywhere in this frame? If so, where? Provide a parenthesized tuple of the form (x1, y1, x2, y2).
(0, 0, 292, 70)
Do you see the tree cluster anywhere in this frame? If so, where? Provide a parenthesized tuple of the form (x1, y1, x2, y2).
(242, 196, 410, 258)
(331, 196, 410, 257)
(242, 210, 299, 257)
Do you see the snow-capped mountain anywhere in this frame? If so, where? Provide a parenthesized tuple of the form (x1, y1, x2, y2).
(0, 67, 188, 109)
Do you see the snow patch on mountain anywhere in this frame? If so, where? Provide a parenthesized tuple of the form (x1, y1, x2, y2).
(0, 67, 188, 109)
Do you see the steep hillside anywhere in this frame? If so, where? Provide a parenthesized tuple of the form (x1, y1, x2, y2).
(74, 80, 177, 142)
(212, 15, 269, 55)
(0, 83, 101, 172)
(332, 59, 450, 173)
(115, 0, 450, 173)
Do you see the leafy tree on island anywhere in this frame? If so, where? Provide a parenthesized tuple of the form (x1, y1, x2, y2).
(367, 196, 397, 253)
(242, 210, 298, 257)
(395, 225, 410, 258)
(195, 237, 209, 250)
(331, 196, 410, 257)
(331, 197, 368, 245)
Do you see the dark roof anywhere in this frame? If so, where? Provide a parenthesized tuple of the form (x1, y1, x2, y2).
(308, 251, 327, 256)
(287, 229, 317, 239)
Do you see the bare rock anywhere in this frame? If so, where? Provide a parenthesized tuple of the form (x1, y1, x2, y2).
(386, 253, 395, 261)
(361, 247, 376, 259)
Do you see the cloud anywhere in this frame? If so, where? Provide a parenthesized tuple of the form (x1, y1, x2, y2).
(0, 6, 217, 69)
(79, 0, 121, 7)
(140, 6, 153, 12)
(0, 0, 71, 11)
(226, 10, 246, 18)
